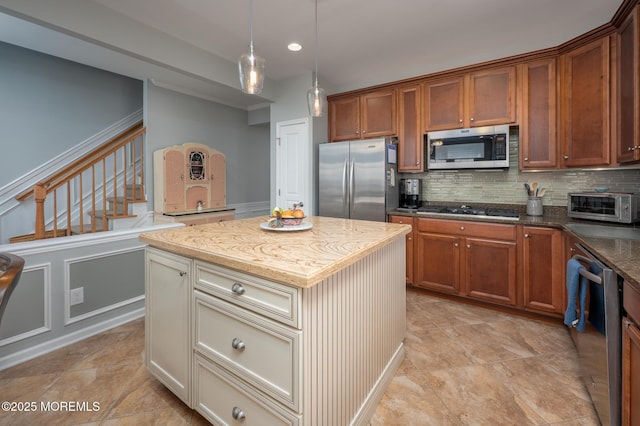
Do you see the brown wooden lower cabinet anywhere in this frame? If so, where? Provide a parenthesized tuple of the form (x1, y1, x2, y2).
(522, 226, 565, 316)
(623, 317, 640, 426)
(409, 218, 567, 317)
(413, 218, 517, 307)
(388, 215, 414, 284)
(623, 280, 640, 426)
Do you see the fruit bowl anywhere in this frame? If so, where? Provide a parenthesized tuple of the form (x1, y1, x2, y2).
(280, 216, 305, 226)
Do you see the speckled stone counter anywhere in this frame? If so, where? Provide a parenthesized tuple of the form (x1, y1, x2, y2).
(140, 216, 411, 288)
(389, 206, 640, 292)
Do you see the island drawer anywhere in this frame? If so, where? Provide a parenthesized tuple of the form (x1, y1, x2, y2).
(195, 261, 301, 328)
(194, 355, 301, 425)
(194, 290, 301, 411)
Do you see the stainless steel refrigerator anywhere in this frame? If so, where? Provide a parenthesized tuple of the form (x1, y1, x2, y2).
(318, 138, 399, 222)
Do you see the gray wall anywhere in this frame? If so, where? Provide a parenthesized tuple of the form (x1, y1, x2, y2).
(405, 129, 640, 207)
(0, 41, 143, 186)
(145, 84, 270, 207)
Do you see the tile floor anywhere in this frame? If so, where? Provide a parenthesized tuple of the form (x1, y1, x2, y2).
(0, 290, 599, 425)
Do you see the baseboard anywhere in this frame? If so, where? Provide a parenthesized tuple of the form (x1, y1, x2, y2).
(0, 307, 144, 371)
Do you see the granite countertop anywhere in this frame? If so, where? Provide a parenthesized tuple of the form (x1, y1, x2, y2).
(389, 205, 640, 293)
(140, 216, 411, 288)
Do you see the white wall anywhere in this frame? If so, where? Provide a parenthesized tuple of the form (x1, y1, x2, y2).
(0, 41, 142, 185)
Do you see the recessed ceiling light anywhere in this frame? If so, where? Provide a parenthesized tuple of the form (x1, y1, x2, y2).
(288, 42, 303, 52)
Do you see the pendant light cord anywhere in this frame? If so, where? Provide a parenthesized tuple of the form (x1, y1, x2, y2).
(313, 0, 318, 87)
(249, 0, 254, 53)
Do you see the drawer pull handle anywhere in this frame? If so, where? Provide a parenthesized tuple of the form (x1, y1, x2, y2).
(232, 406, 246, 420)
(179, 271, 187, 277)
(232, 337, 246, 351)
(231, 283, 245, 295)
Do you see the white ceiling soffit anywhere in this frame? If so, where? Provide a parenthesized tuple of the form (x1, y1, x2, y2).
(0, 0, 623, 109)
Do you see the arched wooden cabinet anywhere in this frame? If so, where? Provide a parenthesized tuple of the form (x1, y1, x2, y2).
(153, 143, 230, 217)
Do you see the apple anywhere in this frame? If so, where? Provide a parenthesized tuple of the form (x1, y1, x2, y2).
(293, 209, 304, 218)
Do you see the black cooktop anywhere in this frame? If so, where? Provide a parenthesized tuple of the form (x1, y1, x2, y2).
(416, 205, 519, 219)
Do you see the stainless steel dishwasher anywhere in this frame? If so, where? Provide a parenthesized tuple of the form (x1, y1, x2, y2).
(569, 244, 621, 426)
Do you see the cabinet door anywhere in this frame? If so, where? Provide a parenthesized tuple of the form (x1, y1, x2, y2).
(397, 84, 424, 172)
(463, 237, 517, 306)
(361, 89, 397, 138)
(209, 151, 226, 208)
(424, 77, 464, 131)
(520, 59, 558, 169)
(163, 149, 185, 212)
(329, 96, 360, 142)
(186, 185, 208, 211)
(623, 317, 640, 426)
(467, 66, 517, 127)
(618, 7, 640, 164)
(389, 216, 414, 284)
(560, 37, 611, 167)
(414, 231, 460, 294)
(145, 248, 191, 406)
(329, 96, 360, 141)
(522, 227, 564, 315)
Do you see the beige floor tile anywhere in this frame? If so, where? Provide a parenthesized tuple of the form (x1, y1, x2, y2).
(0, 291, 597, 425)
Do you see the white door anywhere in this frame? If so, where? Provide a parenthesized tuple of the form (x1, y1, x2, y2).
(276, 118, 311, 214)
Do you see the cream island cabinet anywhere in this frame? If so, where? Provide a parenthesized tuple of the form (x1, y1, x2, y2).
(140, 216, 410, 425)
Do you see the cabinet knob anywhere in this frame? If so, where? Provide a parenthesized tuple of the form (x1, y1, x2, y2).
(470, 117, 474, 122)
(563, 155, 569, 160)
(179, 271, 187, 277)
(180, 174, 184, 180)
(407, 237, 412, 241)
(460, 226, 465, 231)
(231, 337, 246, 352)
(454, 243, 459, 247)
(570, 247, 576, 253)
(466, 244, 471, 249)
(459, 119, 463, 123)
(232, 406, 246, 420)
(524, 233, 529, 238)
(629, 146, 636, 152)
(231, 282, 245, 295)
(524, 157, 529, 161)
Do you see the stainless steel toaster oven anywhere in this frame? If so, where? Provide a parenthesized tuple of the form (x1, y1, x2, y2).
(568, 192, 640, 224)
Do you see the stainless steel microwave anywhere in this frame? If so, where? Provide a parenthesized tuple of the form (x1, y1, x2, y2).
(426, 125, 510, 170)
(568, 192, 640, 223)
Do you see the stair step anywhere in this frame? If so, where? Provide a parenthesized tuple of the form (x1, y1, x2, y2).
(107, 196, 147, 204)
(90, 210, 138, 220)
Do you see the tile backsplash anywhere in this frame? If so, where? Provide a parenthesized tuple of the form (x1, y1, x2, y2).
(403, 129, 640, 207)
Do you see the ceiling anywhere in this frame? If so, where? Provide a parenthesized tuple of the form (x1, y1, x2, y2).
(0, 0, 624, 110)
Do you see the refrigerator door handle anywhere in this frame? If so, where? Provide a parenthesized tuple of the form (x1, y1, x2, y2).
(349, 159, 355, 215)
(342, 159, 348, 212)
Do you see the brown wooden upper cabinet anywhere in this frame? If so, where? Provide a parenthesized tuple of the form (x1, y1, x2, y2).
(397, 84, 423, 172)
(559, 37, 612, 167)
(618, 5, 640, 164)
(423, 66, 517, 132)
(328, 89, 396, 141)
(520, 58, 558, 169)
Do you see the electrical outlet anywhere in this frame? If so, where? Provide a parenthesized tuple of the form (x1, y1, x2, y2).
(70, 287, 84, 306)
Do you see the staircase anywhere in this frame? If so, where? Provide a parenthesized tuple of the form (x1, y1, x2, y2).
(10, 122, 147, 243)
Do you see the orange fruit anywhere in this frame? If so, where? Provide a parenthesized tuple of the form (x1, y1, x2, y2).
(293, 209, 304, 218)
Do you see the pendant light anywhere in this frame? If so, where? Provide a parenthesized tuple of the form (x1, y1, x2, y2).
(238, 0, 265, 94)
(307, 0, 327, 117)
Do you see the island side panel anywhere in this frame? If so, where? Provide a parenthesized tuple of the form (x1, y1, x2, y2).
(301, 237, 406, 425)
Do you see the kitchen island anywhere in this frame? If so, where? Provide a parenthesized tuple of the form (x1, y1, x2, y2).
(139, 216, 411, 425)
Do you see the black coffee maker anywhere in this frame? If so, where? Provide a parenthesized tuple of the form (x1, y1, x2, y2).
(399, 178, 422, 209)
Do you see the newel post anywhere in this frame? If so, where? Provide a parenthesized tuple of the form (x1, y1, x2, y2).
(34, 185, 47, 239)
